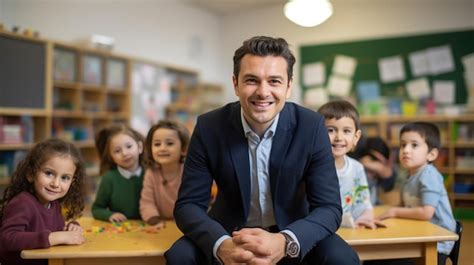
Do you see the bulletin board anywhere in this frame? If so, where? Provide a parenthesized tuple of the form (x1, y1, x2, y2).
(299, 29, 474, 104)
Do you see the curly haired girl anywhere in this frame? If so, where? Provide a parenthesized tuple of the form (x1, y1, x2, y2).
(0, 138, 86, 265)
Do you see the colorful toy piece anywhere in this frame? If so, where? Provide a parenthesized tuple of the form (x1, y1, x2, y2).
(91, 226, 105, 233)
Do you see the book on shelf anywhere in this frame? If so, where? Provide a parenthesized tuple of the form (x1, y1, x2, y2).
(0, 116, 34, 144)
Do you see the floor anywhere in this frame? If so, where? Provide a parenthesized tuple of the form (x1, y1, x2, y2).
(457, 220, 474, 265)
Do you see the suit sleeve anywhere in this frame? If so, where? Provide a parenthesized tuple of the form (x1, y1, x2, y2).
(91, 174, 114, 221)
(286, 117, 342, 258)
(174, 118, 229, 257)
(140, 169, 160, 222)
(0, 199, 51, 251)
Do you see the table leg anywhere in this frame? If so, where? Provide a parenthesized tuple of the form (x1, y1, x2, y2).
(415, 242, 437, 265)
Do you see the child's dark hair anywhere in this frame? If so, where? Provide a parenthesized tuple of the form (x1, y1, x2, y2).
(318, 100, 361, 130)
(95, 124, 146, 175)
(366, 137, 390, 160)
(400, 122, 441, 151)
(145, 120, 190, 167)
(0, 138, 85, 221)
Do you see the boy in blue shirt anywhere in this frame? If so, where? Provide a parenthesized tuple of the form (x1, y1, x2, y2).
(375, 122, 456, 265)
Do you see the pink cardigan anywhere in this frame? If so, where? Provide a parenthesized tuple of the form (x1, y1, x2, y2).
(139, 164, 183, 221)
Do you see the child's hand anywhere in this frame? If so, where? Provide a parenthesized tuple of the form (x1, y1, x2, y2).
(144, 221, 166, 233)
(146, 216, 161, 225)
(355, 219, 387, 229)
(109, 212, 127, 223)
(377, 208, 397, 220)
(65, 222, 83, 232)
(151, 221, 166, 230)
(355, 219, 377, 229)
(145, 216, 166, 231)
(49, 231, 85, 246)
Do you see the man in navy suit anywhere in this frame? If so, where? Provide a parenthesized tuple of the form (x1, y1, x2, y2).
(165, 36, 359, 265)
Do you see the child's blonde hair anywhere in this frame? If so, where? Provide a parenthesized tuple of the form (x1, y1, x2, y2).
(144, 120, 190, 167)
(95, 124, 146, 175)
(0, 138, 85, 221)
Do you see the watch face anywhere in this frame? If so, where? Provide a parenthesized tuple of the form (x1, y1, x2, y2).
(287, 241, 299, 257)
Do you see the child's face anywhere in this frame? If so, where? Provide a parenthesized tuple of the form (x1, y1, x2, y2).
(109, 133, 143, 171)
(151, 128, 184, 166)
(325, 117, 361, 159)
(28, 155, 76, 206)
(399, 131, 438, 175)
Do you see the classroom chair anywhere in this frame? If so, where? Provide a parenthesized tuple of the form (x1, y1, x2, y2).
(448, 220, 463, 265)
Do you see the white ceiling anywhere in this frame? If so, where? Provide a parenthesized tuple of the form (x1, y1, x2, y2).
(185, 0, 286, 15)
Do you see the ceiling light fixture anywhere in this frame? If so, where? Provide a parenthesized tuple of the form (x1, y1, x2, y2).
(284, 0, 333, 27)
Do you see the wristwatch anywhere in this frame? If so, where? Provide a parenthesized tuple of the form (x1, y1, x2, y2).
(281, 232, 299, 258)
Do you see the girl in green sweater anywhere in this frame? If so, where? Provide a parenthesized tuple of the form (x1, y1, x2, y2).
(92, 124, 146, 222)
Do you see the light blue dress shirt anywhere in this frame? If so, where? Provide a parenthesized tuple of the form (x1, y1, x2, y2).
(243, 110, 278, 228)
(213, 109, 299, 261)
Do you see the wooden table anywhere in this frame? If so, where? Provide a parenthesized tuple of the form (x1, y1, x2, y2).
(21, 217, 182, 265)
(336, 208, 459, 264)
(22, 209, 458, 265)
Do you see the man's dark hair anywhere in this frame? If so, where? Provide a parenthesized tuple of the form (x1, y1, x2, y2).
(233, 36, 295, 83)
(400, 122, 441, 151)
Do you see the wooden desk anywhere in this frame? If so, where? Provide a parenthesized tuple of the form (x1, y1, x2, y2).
(337, 208, 458, 265)
(21, 210, 458, 265)
(21, 217, 182, 265)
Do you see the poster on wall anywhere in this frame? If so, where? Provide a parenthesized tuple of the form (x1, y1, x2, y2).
(131, 62, 171, 136)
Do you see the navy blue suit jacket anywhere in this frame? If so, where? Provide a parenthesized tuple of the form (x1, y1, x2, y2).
(174, 102, 342, 261)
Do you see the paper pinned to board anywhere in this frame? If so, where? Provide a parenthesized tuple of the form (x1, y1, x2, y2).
(333, 55, 357, 77)
(406, 78, 431, 100)
(356, 81, 380, 102)
(433, 80, 455, 104)
(409, 50, 430, 77)
(379, 56, 406, 83)
(462, 53, 474, 87)
(427, 45, 455, 75)
(303, 62, 326, 87)
(462, 53, 474, 70)
(304, 87, 329, 107)
(327, 75, 352, 97)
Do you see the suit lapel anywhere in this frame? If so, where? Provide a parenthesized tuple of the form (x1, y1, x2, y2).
(269, 104, 294, 195)
(228, 103, 251, 218)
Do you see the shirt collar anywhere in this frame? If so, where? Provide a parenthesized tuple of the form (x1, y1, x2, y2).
(240, 108, 279, 139)
(117, 166, 142, 179)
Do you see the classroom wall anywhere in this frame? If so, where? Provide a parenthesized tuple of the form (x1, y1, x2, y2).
(0, 0, 224, 85)
(0, 0, 4, 23)
(218, 0, 474, 102)
(2, 0, 473, 104)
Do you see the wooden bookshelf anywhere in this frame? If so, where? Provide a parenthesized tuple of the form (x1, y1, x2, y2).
(0, 30, 133, 198)
(166, 82, 223, 132)
(0, 28, 209, 208)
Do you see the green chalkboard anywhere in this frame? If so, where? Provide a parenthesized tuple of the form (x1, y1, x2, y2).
(300, 29, 474, 104)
